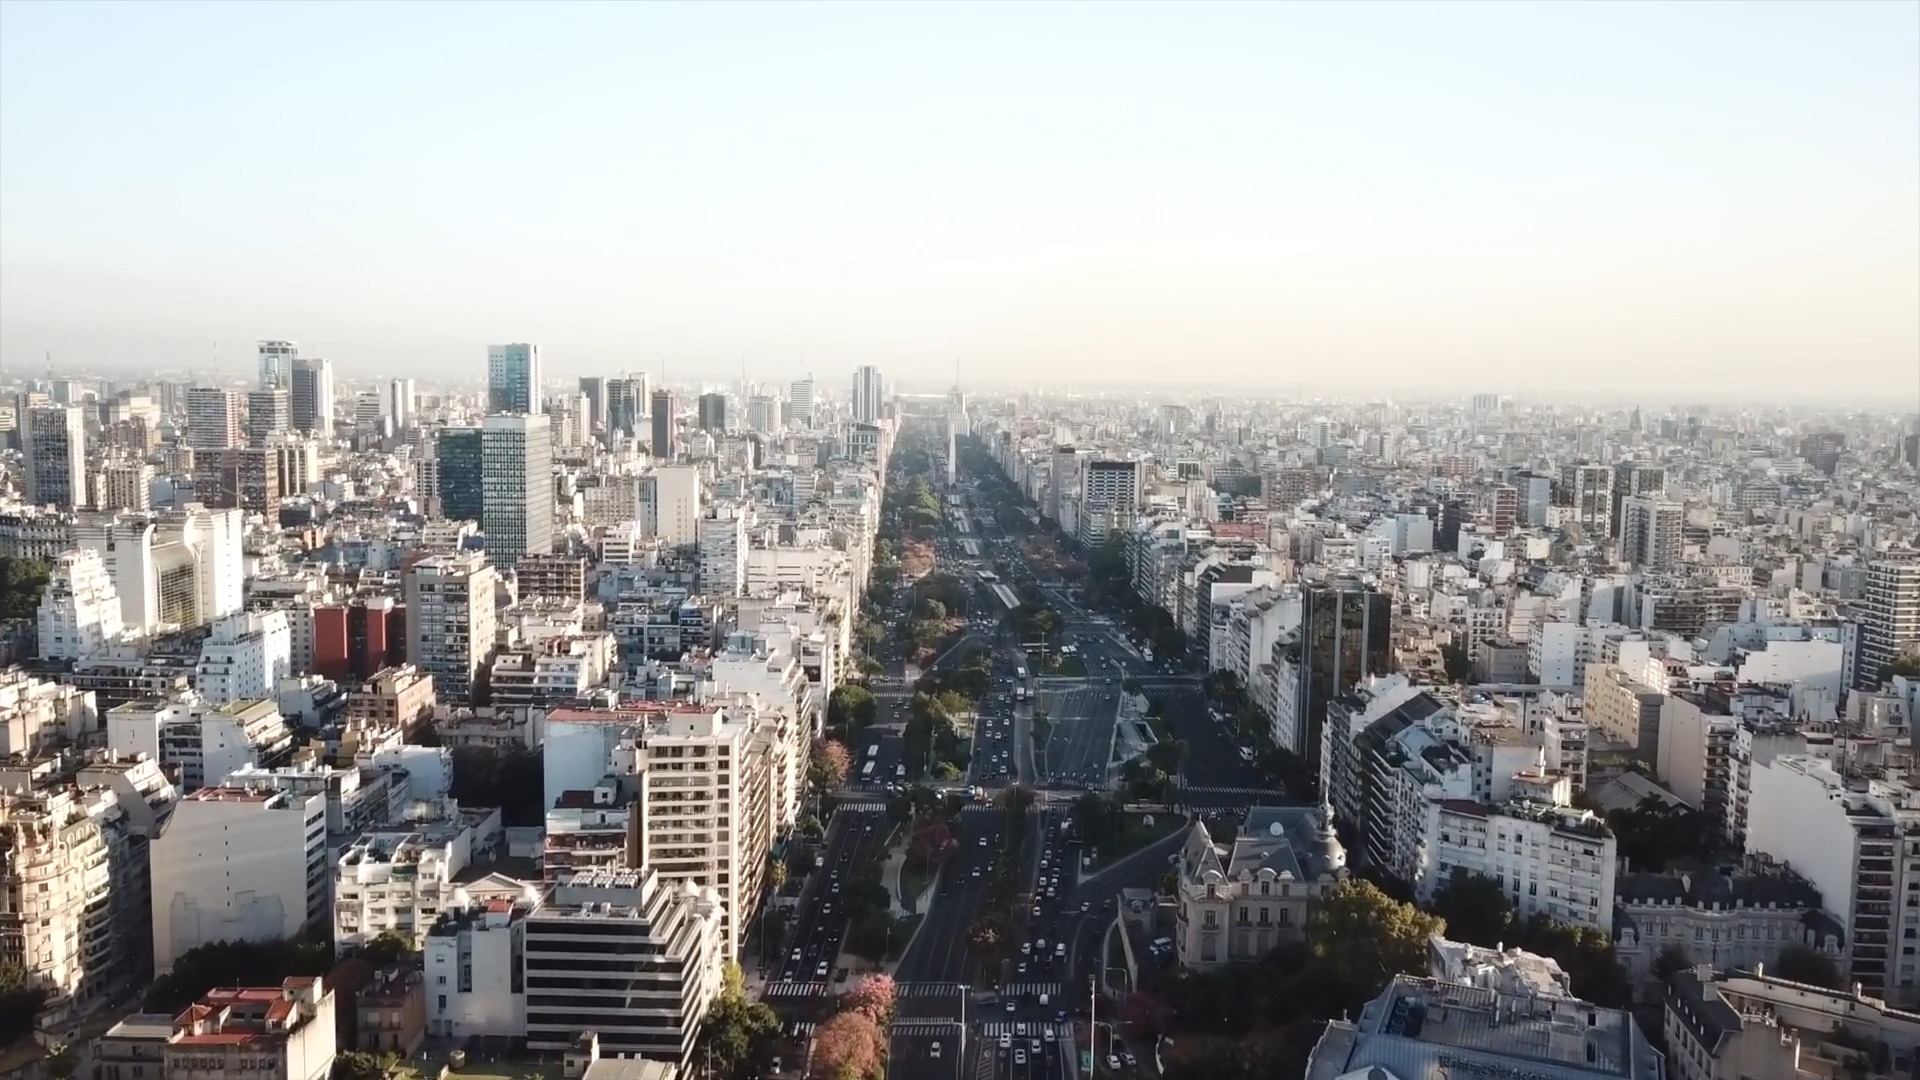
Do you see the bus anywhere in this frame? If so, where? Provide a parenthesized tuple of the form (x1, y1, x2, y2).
(866, 744, 879, 760)
(1015, 665, 1028, 680)
(861, 760, 877, 779)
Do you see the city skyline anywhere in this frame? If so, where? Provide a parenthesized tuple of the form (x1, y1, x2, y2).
(2, 1, 1915, 400)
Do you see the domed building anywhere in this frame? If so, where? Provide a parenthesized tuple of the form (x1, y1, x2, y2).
(1173, 803, 1348, 970)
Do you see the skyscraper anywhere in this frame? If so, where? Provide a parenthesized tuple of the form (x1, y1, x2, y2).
(786, 377, 814, 427)
(257, 340, 298, 390)
(405, 552, 498, 704)
(486, 343, 542, 414)
(184, 387, 241, 450)
(650, 389, 678, 460)
(289, 357, 335, 437)
(23, 405, 86, 509)
(1619, 496, 1684, 569)
(1557, 463, 1613, 538)
(246, 389, 290, 447)
(437, 428, 484, 524)
(1289, 579, 1392, 776)
(606, 376, 647, 438)
(696, 392, 727, 432)
(1856, 555, 1920, 691)
(1609, 462, 1666, 539)
(850, 365, 884, 424)
(387, 379, 416, 430)
(578, 377, 607, 432)
(480, 414, 555, 563)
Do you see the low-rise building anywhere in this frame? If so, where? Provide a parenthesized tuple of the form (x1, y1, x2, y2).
(1613, 866, 1842, 993)
(1173, 805, 1347, 970)
(333, 822, 478, 951)
(1665, 965, 1920, 1080)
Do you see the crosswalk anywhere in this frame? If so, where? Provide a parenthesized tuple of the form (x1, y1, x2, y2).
(897, 982, 966, 998)
(890, 1021, 966, 1037)
(1178, 785, 1288, 797)
(979, 1022, 1072, 1038)
(998, 981, 1061, 997)
(762, 981, 827, 999)
(834, 800, 889, 813)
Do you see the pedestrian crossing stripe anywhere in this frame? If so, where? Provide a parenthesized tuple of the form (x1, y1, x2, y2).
(997, 982, 1061, 996)
(980, 1022, 1072, 1038)
(1178, 785, 1289, 796)
(762, 981, 827, 998)
(835, 801, 888, 812)
(890, 1021, 966, 1036)
(791, 1021, 816, 1037)
(895, 982, 966, 998)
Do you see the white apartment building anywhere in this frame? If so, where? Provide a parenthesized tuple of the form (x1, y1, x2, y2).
(423, 883, 542, 1040)
(75, 504, 244, 634)
(194, 610, 293, 706)
(653, 465, 703, 547)
(0, 672, 99, 758)
(1856, 555, 1920, 691)
(95, 460, 153, 512)
(37, 549, 123, 661)
(333, 822, 477, 951)
(406, 552, 499, 705)
(150, 785, 328, 971)
(1746, 754, 1920, 1003)
(1417, 793, 1618, 932)
(107, 695, 296, 792)
(185, 387, 241, 451)
(523, 867, 724, 1066)
(1666, 966, 1920, 1080)
(0, 788, 112, 1008)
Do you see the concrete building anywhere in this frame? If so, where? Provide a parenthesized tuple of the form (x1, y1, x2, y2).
(158, 976, 336, 1080)
(653, 465, 702, 547)
(849, 365, 884, 424)
(246, 388, 291, 447)
(333, 822, 479, 951)
(480, 413, 555, 563)
(150, 785, 328, 971)
(195, 611, 293, 706)
(23, 404, 87, 509)
(1173, 806, 1346, 970)
(786, 377, 814, 426)
(1665, 966, 1920, 1080)
(405, 553, 499, 706)
(1585, 663, 1667, 764)
(1418, 794, 1617, 933)
(1612, 867, 1840, 990)
(697, 505, 749, 596)
(424, 886, 540, 1040)
(185, 387, 242, 451)
(522, 867, 724, 1067)
(516, 554, 587, 604)
(606, 376, 646, 439)
(289, 356, 335, 437)
(487, 343, 543, 415)
(1558, 463, 1615, 538)
(108, 695, 297, 792)
(0, 788, 112, 1009)
(37, 548, 124, 661)
(257, 340, 299, 390)
(1621, 496, 1685, 570)
(1856, 555, 1920, 691)
(95, 460, 153, 512)
(1306, 975, 1664, 1080)
(76, 504, 245, 634)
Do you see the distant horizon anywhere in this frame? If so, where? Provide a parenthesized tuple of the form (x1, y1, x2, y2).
(3, 2, 1915, 402)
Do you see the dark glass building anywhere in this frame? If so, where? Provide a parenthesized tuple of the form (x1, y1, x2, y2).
(439, 428, 484, 524)
(1294, 579, 1392, 781)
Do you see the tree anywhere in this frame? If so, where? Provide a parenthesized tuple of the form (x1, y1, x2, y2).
(1441, 643, 1473, 683)
(333, 1052, 400, 1080)
(810, 1011, 885, 1080)
(827, 685, 878, 736)
(0, 962, 46, 1047)
(1122, 677, 1143, 694)
(908, 823, 958, 862)
(0, 557, 50, 621)
(1652, 944, 1692, 985)
(810, 740, 853, 791)
(916, 597, 948, 622)
(967, 916, 1005, 961)
(145, 937, 334, 1012)
(447, 744, 546, 826)
(1121, 990, 1175, 1038)
(1428, 871, 1518, 948)
(767, 857, 789, 892)
(1073, 792, 1121, 849)
(841, 973, 898, 1026)
(1773, 944, 1842, 988)
(1311, 879, 1444, 985)
(701, 963, 781, 1079)
(360, 930, 413, 966)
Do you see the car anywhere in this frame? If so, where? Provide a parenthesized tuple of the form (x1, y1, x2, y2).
(1020, 942, 1032, 954)
(1005, 999, 1017, 1013)
(999, 1034, 1012, 1049)
(1015, 1023, 1029, 1036)
(790, 948, 801, 960)
(1123, 1052, 1139, 1067)
(815, 961, 829, 977)
(930, 1042, 942, 1059)
(1108, 1055, 1124, 1070)
(1013, 1050, 1027, 1065)
(970, 867, 981, 878)
(771, 1056, 782, 1073)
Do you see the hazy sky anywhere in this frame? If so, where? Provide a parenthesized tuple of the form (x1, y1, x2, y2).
(1, 1, 1916, 399)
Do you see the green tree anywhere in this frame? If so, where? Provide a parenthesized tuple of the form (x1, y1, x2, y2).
(360, 930, 413, 966)
(447, 745, 546, 826)
(145, 937, 335, 1012)
(916, 597, 947, 622)
(1652, 944, 1692, 984)
(1311, 879, 1445, 984)
(699, 963, 781, 1078)
(827, 685, 878, 736)
(1441, 642, 1474, 683)
(0, 962, 47, 1046)
(0, 558, 50, 621)
(1428, 871, 1518, 947)
(1773, 944, 1843, 988)
(810, 740, 853, 791)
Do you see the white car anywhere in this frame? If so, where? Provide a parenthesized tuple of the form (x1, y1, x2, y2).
(999, 1034, 1012, 1049)
(1107, 1055, 1124, 1070)
(1014, 1050, 1028, 1065)
(930, 1043, 942, 1059)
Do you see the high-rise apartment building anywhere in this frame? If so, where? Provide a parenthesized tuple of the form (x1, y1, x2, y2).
(193, 448, 283, 520)
(578, 377, 606, 431)
(1855, 554, 1920, 691)
(185, 387, 241, 451)
(479, 414, 554, 563)
(486, 343, 542, 414)
(386, 378, 415, 430)
(1557, 463, 1613, 538)
(605, 377, 645, 438)
(745, 395, 781, 433)
(289, 357, 335, 437)
(650, 389, 678, 459)
(23, 404, 86, 509)
(245, 389, 290, 447)
(75, 504, 245, 634)
(696, 392, 727, 432)
(849, 365, 884, 424)
(0, 788, 115, 1008)
(1619, 496, 1684, 569)
(194, 611, 293, 706)
(150, 785, 328, 971)
(653, 465, 702, 547)
(37, 549, 124, 661)
(405, 552, 498, 705)
(1610, 462, 1667, 539)
(257, 340, 298, 390)
(1488, 484, 1518, 536)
